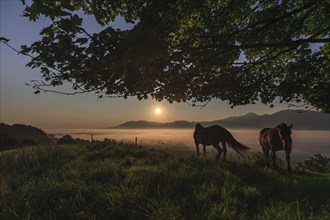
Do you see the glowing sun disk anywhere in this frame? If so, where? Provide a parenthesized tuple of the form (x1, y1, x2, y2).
(155, 108, 162, 115)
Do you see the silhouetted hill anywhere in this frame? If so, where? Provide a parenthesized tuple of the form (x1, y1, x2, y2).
(207, 110, 329, 130)
(0, 123, 50, 148)
(113, 120, 192, 129)
(113, 110, 329, 130)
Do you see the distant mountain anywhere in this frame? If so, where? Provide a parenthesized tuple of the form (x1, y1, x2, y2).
(113, 110, 330, 130)
(113, 120, 193, 129)
(204, 110, 329, 130)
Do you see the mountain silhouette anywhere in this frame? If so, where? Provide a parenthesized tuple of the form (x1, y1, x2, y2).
(113, 120, 192, 129)
(113, 110, 329, 130)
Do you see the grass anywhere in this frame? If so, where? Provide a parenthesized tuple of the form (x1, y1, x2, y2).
(1, 144, 329, 219)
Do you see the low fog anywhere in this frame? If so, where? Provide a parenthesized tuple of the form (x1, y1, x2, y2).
(46, 128, 330, 161)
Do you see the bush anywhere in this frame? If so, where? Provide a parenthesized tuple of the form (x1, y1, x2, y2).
(296, 154, 330, 173)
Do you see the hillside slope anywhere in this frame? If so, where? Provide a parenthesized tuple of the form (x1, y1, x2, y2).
(0, 123, 49, 147)
(1, 144, 329, 219)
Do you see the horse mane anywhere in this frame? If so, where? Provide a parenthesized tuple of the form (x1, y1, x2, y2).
(195, 123, 203, 130)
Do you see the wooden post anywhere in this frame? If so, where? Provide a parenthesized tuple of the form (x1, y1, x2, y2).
(135, 137, 138, 148)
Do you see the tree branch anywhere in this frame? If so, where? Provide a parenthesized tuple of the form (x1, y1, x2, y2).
(1, 40, 36, 59)
(226, 0, 318, 39)
(184, 36, 330, 53)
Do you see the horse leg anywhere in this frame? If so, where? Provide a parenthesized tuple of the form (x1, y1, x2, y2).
(221, 141, 227, 160)
(286, 150, 291, 172)
(262, 148, 270, 168)
(213, 144, 223, 160)
(203, 145, 207, 156)
(196, 144, 200, 156)
(271, 151, 277, 169)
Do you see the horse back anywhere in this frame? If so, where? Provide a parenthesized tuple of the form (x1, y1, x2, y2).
(194, 125, 227, 146)
(259, 127, 283, 151)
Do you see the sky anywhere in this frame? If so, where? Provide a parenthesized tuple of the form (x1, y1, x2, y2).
(0, 0, 293, 129)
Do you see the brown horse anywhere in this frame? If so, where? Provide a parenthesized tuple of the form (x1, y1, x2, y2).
(193, 123, 250, 159)
(259, 123, 293, 172)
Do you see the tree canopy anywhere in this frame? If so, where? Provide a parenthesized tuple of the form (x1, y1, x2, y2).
(17, 0, 330, 112)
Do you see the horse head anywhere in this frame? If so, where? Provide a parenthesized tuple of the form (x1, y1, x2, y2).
(277, 123, 293, 150)
(195, 123, 203, 131)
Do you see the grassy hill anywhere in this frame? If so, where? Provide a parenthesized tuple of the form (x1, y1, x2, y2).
(1, 144, 329, 219)
(0, 123, 50, 149)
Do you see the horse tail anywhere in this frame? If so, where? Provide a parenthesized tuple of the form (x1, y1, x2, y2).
(225, 130, 250, 156)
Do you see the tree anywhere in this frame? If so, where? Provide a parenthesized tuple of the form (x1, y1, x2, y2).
(16, 0, 330, 112)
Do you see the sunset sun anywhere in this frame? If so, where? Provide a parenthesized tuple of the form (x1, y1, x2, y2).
(155, 108, 162, 115)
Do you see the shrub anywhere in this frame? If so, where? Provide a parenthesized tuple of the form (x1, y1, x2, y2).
(296, 154, 330, 173)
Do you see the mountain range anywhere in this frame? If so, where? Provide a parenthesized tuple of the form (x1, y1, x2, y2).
(112, 110, 330, 130)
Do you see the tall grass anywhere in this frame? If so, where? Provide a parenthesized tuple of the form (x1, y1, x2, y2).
(1, 144, 329, 219)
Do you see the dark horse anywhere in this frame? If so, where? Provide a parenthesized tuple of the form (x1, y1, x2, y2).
(259, 123, 293, 172)
(193, 123, 250, 159)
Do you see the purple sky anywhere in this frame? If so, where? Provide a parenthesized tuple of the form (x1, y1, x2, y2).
(0, 0, 291, 129)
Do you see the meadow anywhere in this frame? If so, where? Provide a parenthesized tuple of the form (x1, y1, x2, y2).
(45, 128, 330, 161)
(1, 143, 330, 220)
